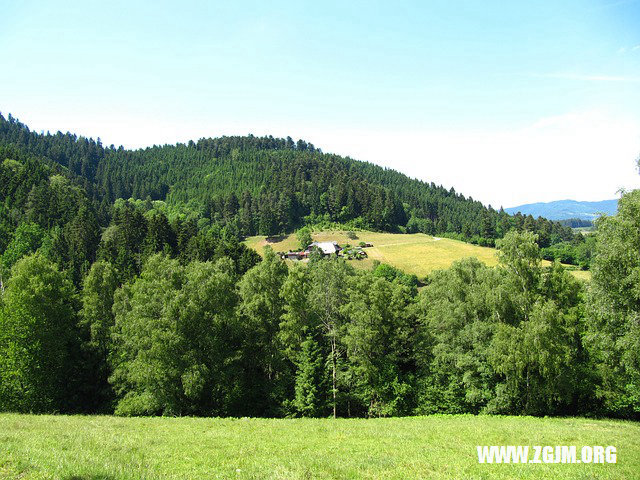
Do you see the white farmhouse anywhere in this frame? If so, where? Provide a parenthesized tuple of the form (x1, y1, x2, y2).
(306, 241, 342, 257)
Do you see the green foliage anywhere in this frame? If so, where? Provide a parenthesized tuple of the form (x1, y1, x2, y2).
(81, 260, 119, 355)
(295, 227, 312, 250)
(306, 260, 352, 418)
(414, 258, 503, 414)
(372, 262, 419, 295)
(541, 234, 596, 269)
(585, 190, 640, 417)
(414, 239, 588, 417)
(280, 260, 353, 417)
(0, 113, 631, 420)
(110, 254, 239, 416)
(0, 113, 576, 245)
(342, 271, 415, 416)
(406, 215, 435, 235)
(79, 260, 119, 411)
(488, 300, 585, 415)
(0, 222, 45, 273)
(236, 247, 290, 416)
(0, 254, 78, 412)
(97, 199, 260, 283)
(293, 335, 327, 417)
(496, 230, 541, 294)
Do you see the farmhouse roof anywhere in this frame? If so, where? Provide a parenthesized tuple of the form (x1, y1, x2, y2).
(308, 241, 341, 254)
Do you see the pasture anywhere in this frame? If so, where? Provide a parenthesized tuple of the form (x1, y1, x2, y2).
(0, 414, 640, 480)
(244, 231, 591, 281)
(0, 414, 637, 479)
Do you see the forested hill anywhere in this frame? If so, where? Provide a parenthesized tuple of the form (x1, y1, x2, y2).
(2, 110, 639, 420)
(0, 113, 576, 246)
(505, 199, 618, 221)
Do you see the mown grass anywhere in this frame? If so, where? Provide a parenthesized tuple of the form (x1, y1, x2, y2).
(244, 231, 591, 281)
(0, 414, 637, 479)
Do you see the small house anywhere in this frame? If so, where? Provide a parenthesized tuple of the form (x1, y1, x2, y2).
(306, 241, 342, 257)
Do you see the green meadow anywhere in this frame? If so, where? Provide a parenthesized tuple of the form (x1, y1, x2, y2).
(245, 231, 591, 281)
(0, 414, 637, 479)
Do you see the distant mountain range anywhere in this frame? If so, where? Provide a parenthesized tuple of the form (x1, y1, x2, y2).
(505, 199, 618, 221)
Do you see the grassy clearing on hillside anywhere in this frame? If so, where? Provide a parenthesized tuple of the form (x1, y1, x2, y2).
(0, 414, 637, 479)
(244, 231, 591, 281)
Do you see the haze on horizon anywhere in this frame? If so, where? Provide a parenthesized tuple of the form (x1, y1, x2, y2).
(2, 0, 640, 208)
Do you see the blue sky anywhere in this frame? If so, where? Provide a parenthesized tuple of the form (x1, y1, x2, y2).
(2, 0, 640, 207)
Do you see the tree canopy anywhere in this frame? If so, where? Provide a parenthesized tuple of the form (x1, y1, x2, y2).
(0, 112, 635, 419)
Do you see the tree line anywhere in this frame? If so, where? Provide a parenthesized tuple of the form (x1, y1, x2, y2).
(1, 113, 635, 418)
(1, 213, 638, 418)
(0, 113, 592, 266)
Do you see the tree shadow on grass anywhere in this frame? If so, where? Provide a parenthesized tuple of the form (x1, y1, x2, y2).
(266, 234, 288, 243)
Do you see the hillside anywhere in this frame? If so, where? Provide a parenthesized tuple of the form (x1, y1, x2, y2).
(505, 199, 618, 221)
(2, 414, 636, 479)
(0, 112, 635, 423)
(245, 230, 591, 281)
(0, 113, 576, 247)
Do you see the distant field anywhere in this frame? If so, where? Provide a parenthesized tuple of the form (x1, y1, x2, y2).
(572, 227, 596, 235)
(1, 414, 637, 479)
(245, 231, 591, 281)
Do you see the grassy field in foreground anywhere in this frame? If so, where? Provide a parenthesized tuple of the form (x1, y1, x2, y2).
(0, 414, 637, 479)
(244, 231, 591, 281)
